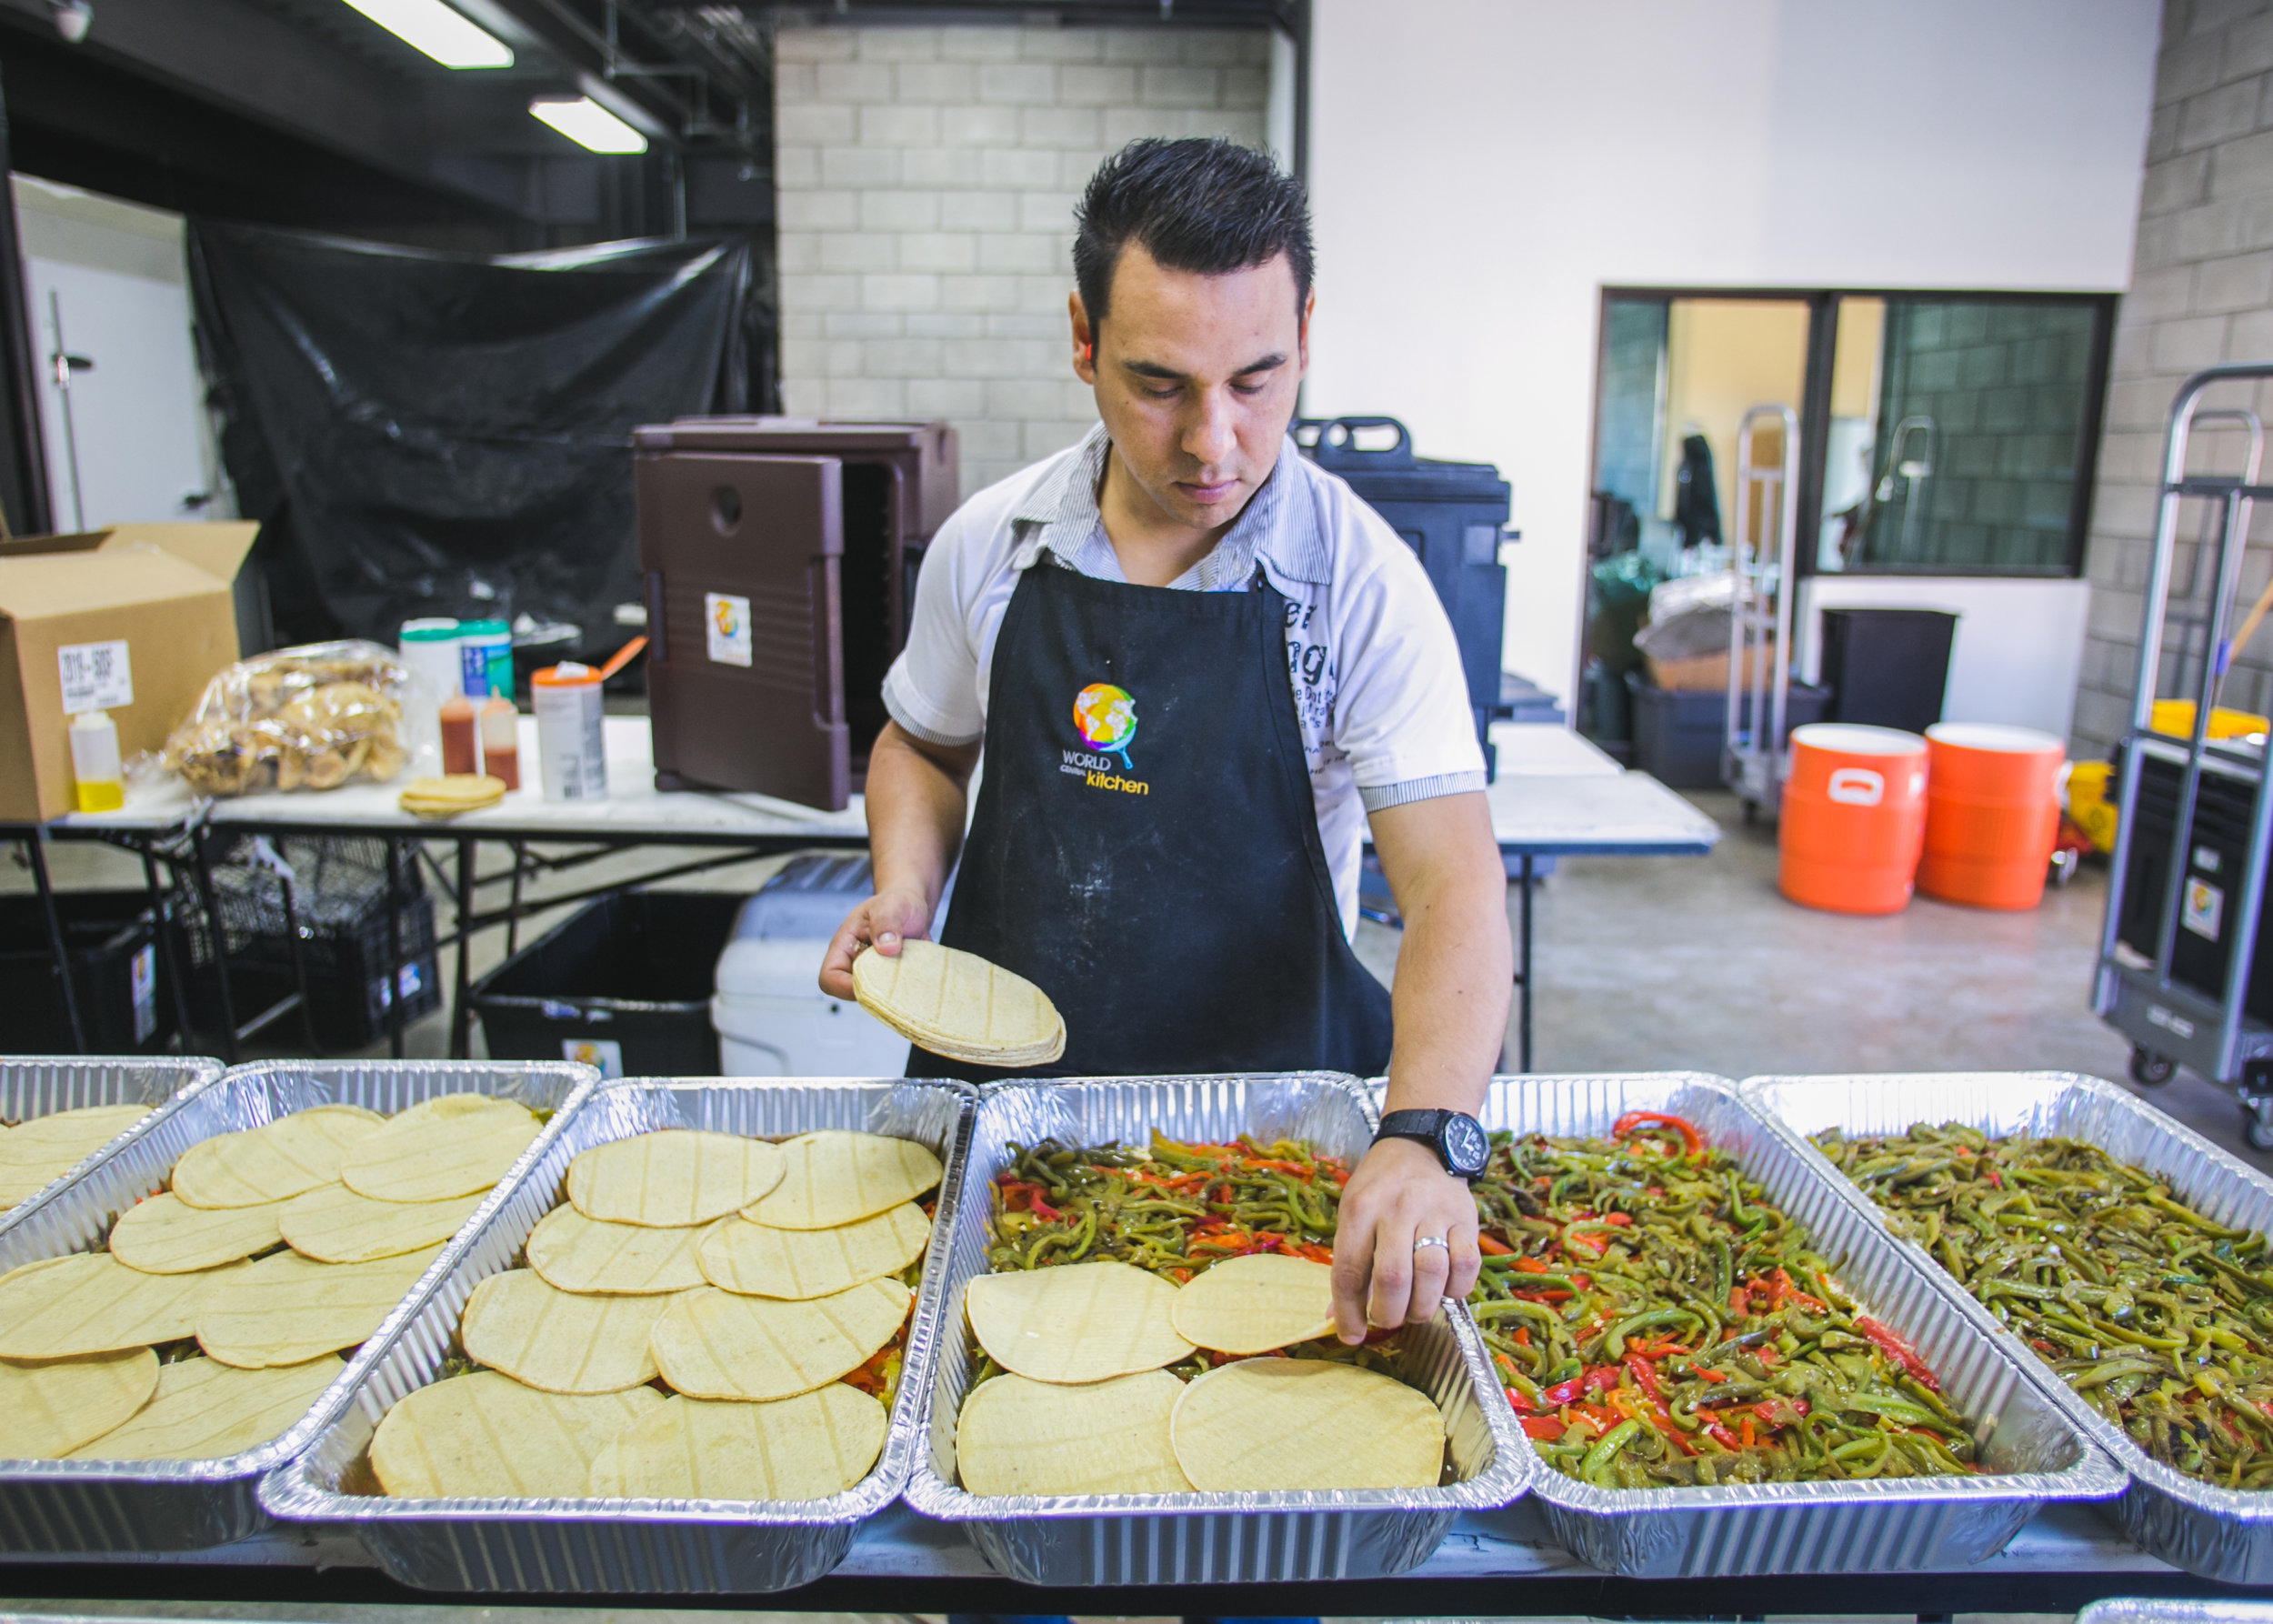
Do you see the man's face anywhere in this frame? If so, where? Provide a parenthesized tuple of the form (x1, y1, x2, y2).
(1072, 243, 1310, 534)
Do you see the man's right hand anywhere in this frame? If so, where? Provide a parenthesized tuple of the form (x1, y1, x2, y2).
(819, 886, 935, 999)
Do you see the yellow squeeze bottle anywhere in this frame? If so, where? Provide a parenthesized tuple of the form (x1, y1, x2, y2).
(68, 710, 124, 813)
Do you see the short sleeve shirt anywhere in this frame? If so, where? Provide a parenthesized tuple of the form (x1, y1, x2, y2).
(881, 423, 1487, 937)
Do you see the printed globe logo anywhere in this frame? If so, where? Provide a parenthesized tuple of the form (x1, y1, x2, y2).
(1072, 682, 1136, 768)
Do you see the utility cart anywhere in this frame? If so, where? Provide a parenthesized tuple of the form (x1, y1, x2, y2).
(1723, 404, 1801, 817)
(2096, 361, 2273, 1148)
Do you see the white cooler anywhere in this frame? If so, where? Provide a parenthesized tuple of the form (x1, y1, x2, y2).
(712, 854, 910, 1076)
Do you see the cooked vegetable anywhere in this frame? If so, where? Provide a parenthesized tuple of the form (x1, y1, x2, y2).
(1816, 1122, 2273, 1489)
(1469, 1112, 1976, 1489)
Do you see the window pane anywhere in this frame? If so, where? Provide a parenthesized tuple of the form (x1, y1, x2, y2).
(1846, 299, 2095, 574)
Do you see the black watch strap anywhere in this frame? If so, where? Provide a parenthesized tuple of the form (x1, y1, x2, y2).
(1376, 1108, 1489, 1179)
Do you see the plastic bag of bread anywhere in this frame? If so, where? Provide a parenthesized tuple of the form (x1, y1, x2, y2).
(161, 641, 409, 797)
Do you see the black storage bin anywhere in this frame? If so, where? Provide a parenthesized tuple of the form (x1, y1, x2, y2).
(1301, 417, 1510, 766)
(1627, 673, 1831, 789)
(0, 891, 170, 1054)
(470, 890, 743, 1078)
(175, 837, 440, 1051)
(2115, 744, 2273, 1023)
(1818, 607, 1958, 733)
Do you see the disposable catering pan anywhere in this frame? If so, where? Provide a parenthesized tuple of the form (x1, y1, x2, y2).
(0, 1057, 597, 1554)
(1411, 1072, 2122, 1578)
(0, 1055, 225, 1238)
(901, 1072, 1530, 1587)
(260, 1077, 977, 1594)
(2079, 1604, 2273, 1624)
(1742, 1070, 2273, 1584)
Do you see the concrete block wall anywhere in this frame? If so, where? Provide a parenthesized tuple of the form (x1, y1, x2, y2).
(2077, 0, 2273, 754)
(774, 24, 1274, 496)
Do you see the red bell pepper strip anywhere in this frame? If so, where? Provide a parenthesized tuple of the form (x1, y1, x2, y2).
(1520, 1415, 1566, 1439)
(1701, 1418, 1744, 1450)
(1609, 1110, 1704, 1157)
(1855, 1316, 1941, 1393)
(1477, 1233, 1515, 1256)
(1621, 1353, 1697, 1456)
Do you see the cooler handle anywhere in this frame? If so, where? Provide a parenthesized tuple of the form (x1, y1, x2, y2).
(1827, 767, 1884, 807)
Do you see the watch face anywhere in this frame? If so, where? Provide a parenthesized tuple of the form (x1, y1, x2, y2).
(1443, 1114, 1489, 1176)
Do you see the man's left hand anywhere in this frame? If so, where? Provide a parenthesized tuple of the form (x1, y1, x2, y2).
(1329, 1135, 1480, 1342)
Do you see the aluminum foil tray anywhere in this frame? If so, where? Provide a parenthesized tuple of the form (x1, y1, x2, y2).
(0, 1058, 597, 1555)
(1743, 1069, 2273, 1584)
(2079, 1604, 2273, 1624)
(0, 1056, 225, 1238)
(1422, 1072, 2121, 1578)
(901, 1072, 1529, 1588)
(261, 1077, 977, 1594)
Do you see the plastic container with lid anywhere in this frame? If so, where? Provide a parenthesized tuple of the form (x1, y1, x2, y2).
(396, 619, 463, 704)
(1777, 724, 1929, 916)
(67, 711, 123, 814)
(456, 619, 512, 700)
(532, 663, 607, 802)
(710, 855, 911, 1076)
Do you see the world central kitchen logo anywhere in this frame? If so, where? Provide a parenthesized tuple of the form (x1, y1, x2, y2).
(1063, 682, 1148, 795)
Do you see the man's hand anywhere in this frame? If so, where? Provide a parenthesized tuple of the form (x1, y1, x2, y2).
(818, 887, 935, 999)
(1329, 1136, 1480, 1341)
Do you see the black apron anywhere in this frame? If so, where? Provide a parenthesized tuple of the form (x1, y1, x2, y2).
(921, 556, 1393, 1082)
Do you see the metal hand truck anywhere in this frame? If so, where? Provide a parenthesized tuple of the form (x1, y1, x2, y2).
(1723, 404, 1801, 817)
(2096, 362, 2273, 1148)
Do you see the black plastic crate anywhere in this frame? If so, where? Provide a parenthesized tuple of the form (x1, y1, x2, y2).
(174, 836, 440, 1051)
(0, 891, 170, 1055)
(469, 890, 743, 1078)
(1627, 672, 1831, 789)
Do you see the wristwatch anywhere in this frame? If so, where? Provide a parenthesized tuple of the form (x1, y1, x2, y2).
(1375, 1108, 1489, 1180)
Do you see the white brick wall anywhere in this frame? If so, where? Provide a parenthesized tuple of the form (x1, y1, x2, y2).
(2077, 0, 2273, 752)
(775, 24, 1276, 494)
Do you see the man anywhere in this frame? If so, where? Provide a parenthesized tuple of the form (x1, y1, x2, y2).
(820, 137, 1510, 1342)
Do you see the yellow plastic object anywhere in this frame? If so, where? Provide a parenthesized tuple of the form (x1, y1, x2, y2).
(2065, 760, 2118, 855)
(2149, 699, 2271, 740)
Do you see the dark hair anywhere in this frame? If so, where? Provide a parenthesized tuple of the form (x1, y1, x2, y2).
(1072, 137, 1313, 331)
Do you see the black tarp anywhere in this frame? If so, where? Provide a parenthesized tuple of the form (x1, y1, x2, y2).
(187, 224, 751, 661)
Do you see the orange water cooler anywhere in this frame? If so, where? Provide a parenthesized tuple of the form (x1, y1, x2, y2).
(1778, 725, 1930, 916)
(1916, 722, 2065, 910)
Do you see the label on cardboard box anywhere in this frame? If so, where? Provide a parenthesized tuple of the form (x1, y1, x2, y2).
(705, 591, 752, 667)
(57, 639, 132, 714)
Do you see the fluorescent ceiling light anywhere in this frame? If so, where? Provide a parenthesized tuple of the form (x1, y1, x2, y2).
(530, 96, 648, 154)
(341, 0, 511, 67)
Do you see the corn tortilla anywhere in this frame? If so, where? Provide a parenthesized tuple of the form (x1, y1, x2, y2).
(697, 1203, 929, 1299)
(195, 1244, 443, 1368)
(71, 1354, 343, 1461)
(0, 1105, 153, 1208)
(586, 1387, 886, 1501)
(565, 1130, 786, 1228)
(340, 1095, 539, 1203)
(108, 1192, 287, 1275)
(371, 1370, 662, 1499)
(172, 1105, 384, 1208)
(459, 1268, 679, 1395)
(849, 941, 1065, 1066)
(963, 1260, 1192, 1384)
(526, 1206, 709, 1296)
(1170, 1253, 1336, 1353)
(742, 1131, 942, 1230)
(0, 1252, 242, 1359)
(1169, 1358, 1444, 1491)
(279, 1184, 485, 1264)
(956, 1368, 1193, 1497)
(0, 1346, 159, 1459)
(648, 1280, 910, 1401)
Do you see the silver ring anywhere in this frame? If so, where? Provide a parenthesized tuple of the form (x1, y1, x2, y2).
(1413, 1235, 1450, 1254)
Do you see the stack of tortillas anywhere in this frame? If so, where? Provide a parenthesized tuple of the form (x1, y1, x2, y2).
(852, 941, 1065, 1068)
(0, 1090, 541, 1462)
(0, 1102, 159, 1210)
(397, 775, 506, 820)
(368, 1126, 945, 1502)
(956, 1250, 1444, 1496)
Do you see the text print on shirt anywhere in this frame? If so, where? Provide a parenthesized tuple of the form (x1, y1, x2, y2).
(1283, 598, 1337, 740)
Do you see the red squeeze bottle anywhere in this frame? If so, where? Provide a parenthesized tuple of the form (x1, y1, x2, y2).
(440, 695, 477, 777)
(479, 697, 520, 790)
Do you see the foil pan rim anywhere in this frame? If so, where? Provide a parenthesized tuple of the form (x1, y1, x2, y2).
(0, 1057, 228, 1247)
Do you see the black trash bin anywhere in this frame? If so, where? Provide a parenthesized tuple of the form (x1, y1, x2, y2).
(1818, 607, 1958, 733)
(470, 890, 744, 1078)
(0, 890, 172, 1054)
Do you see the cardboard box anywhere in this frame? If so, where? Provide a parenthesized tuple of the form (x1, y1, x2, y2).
(0, 523, 264, 655)
(0, 541, 242, 823)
